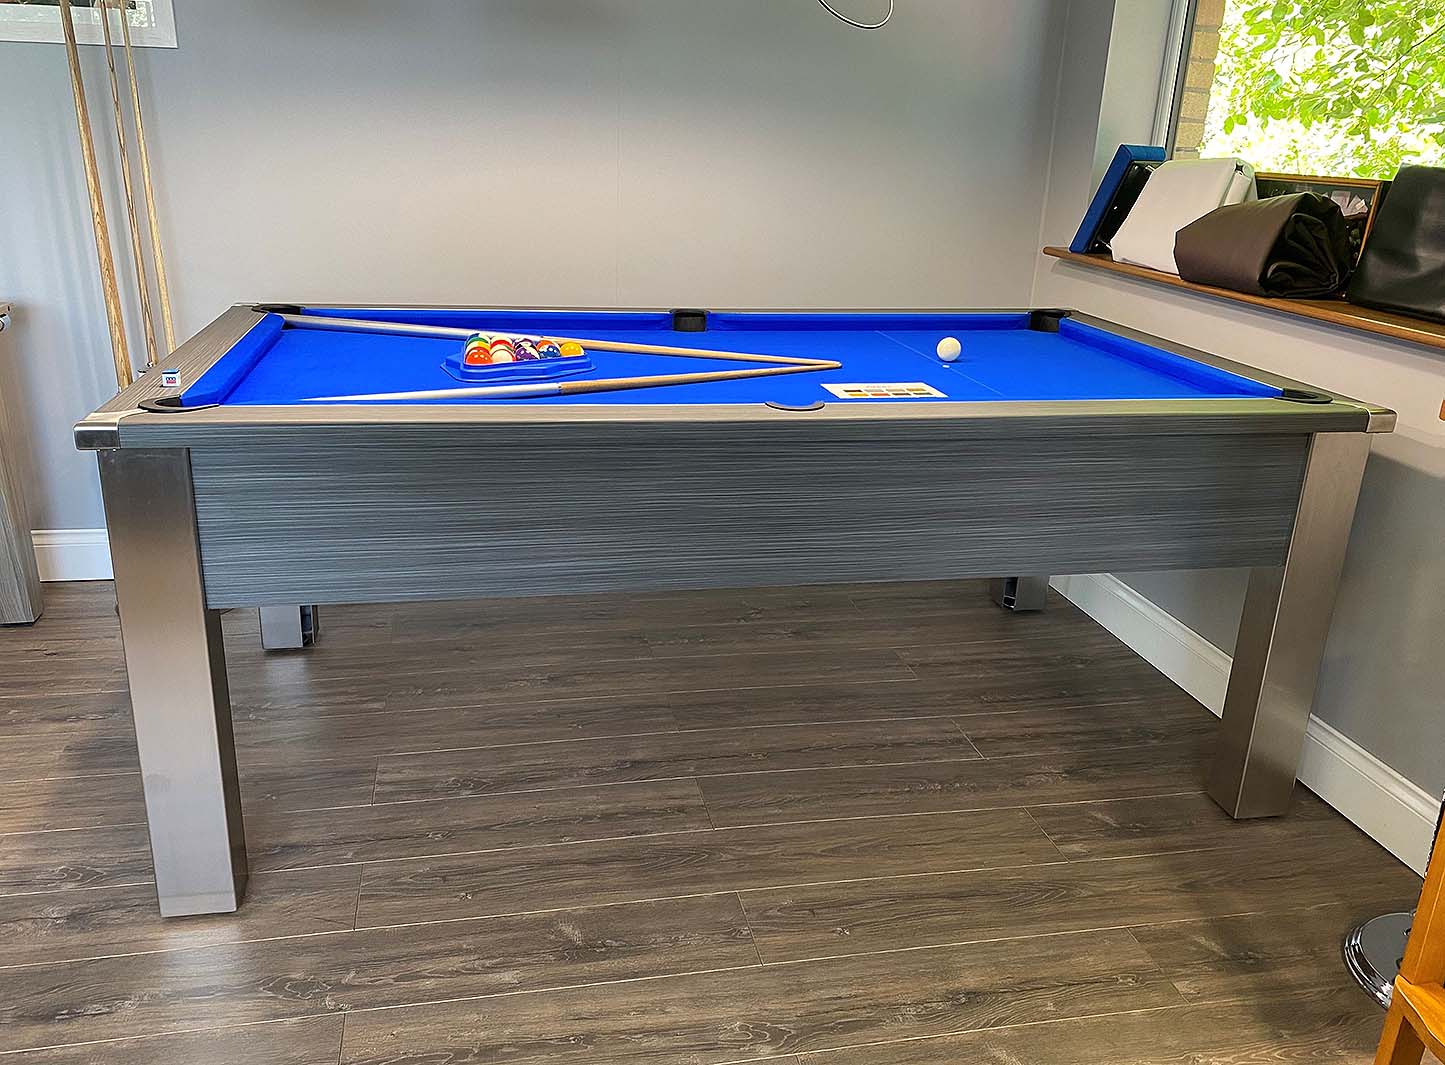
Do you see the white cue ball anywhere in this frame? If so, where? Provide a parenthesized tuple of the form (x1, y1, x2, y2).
(936, 336, 962, 362)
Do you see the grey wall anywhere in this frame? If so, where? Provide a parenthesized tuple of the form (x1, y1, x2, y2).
(1034, 0, 1445, 796)
(1, 0, 1067, 530)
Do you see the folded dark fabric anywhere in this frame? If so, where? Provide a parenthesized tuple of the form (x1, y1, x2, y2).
(1347, 165, 1445, 323)
(1174, 193, 1353, 298)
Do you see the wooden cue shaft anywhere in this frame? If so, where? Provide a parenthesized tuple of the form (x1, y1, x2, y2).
(58, 0, 133, 389)
(310, 360, 841, 403)
(548, 335, 822, 366)
(118, 0, 175, 352)
(558, 361, 841, 394)
(277, 313, 836, 368)
(99, 0, 160, 369)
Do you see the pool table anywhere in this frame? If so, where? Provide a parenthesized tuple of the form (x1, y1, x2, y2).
(77, 305, 1393, 917)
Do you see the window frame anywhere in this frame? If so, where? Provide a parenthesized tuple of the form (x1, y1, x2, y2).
(1153, 0, 1198, 153)
(0, 1, 177, 49)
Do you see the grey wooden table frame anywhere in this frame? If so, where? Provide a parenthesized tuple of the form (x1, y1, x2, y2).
(76, 304, 1394, 918)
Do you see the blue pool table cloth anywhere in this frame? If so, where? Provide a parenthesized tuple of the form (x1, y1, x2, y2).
(182, 310, 1282, 408)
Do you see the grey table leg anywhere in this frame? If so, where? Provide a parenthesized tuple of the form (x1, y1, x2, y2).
(991, 576, 1050, 612)
(259, 604, 322, 649)
(1208, 432, 1372, 819)
(99, 448, 247, 916)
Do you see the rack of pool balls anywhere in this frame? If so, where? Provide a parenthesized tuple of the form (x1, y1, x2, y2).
(446, 332, 593, 384)
(463, 333, 587, 367)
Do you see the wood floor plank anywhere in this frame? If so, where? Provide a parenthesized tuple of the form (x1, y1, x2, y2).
(225, 628, 655, 683)
(0, 691, 132, 734)
(0, 636, 123, 666)
(844, 578, 1049, 617)
(793, 986, 1385, 1064)
(351, 582, 878, 632)
(698, 739, 1213, 828)
(354, 807, 1059, 928)
(956, 699, 1216, 758)
(0, 773, 145, 834)
(0, 868, 361, 968)
(337, 930, 1181, 1065)
(0, 824, 154, 895)
(0, 894, 755, 1053)
(6, 1016, 343, 1065)
(1129, 904, 1390, 1004)
(0, 760, 379, 836)
(231, 648, 916, 720)
(246, 778, 712, 871)
(638, 606, 1091, 659)
(0, 725, 138, 782)
(372, 719, 979, 804)
(234, 697, 682, 760)
(893, 627, 1135, 670)
(0, 661, 128, 698)
(371, 649, 919, 711)
(741, 830, 1420, 963)
(240, 758, 380, 811)
(1026, 790, 1370, 860)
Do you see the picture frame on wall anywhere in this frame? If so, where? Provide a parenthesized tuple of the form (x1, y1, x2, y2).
(1253, 173, 1392, 265)
(0, 0, 177, 48)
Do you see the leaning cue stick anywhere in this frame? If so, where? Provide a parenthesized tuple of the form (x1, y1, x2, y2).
(304, 361, 842, 403)
(98, 0, 160, 369)
(117, 0, 175, 352)
(276, 313, 837, 368)
(58, 0, 133, 388)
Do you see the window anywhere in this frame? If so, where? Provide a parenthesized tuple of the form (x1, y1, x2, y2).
(1166, 0, 1445, 179)
(0, 0, 176, 48)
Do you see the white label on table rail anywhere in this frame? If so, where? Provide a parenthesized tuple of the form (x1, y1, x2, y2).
(823, 382, 947, 399)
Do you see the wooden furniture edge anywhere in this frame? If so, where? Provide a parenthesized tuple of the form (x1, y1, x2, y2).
(1042, 246, 1445, 354)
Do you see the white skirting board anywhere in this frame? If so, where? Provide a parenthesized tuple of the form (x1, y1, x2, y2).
(1052, 572, 1438, 875)
(32, 529, 112, 582)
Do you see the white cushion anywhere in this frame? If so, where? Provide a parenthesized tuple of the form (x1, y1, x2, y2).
(1110, 158, 1257, 275)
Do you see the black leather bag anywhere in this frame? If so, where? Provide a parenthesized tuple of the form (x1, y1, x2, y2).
(1347, 166, 1445, 322)
(1175, 192, 1354, 297)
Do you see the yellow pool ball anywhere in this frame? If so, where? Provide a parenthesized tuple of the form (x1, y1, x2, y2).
(558, 341, 586, 358)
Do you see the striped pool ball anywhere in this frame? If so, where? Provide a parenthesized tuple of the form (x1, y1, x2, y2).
(513, 339, 540, 361)
(463, 335, 493, 365)
(537, 341, 563, 359)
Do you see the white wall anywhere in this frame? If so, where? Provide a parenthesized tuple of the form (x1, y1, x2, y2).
(1035, 0, 1445, 868)
(0, 0, 1067, 535)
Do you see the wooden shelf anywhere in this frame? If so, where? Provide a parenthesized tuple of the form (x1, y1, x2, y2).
(1042, 246, 1445, 354)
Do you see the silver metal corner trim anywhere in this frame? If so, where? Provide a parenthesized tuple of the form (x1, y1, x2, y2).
(75, 409, 140, 450)
(1364, 408, 1397, 434)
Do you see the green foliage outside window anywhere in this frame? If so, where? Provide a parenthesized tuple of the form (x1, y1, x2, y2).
(1198, 0, 1445, 178)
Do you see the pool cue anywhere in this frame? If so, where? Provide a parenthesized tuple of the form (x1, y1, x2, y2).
(98, 0, 159, 369)
(305, 361, 842, 403)
(276, 313, 837, 368)
(58, 0, 133, 389)
(117, 0, 175, 352)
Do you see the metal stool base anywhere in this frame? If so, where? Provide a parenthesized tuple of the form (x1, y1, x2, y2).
(1344, 911, 1412, 1008)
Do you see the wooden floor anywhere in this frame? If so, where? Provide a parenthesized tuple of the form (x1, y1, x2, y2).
(0, 579, 1420, 1064)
